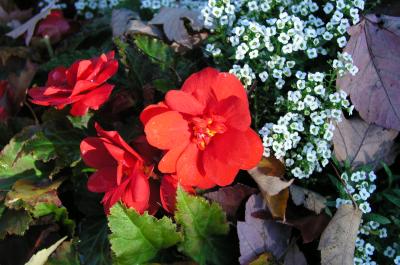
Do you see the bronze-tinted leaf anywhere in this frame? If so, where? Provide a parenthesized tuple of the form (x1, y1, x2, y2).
(337, 14, 400, 130)
(333, 117, 398, 170)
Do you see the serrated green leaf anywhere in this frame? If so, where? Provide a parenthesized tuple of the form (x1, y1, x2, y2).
(45, 240, 80, 265)
(175, 187, 230, 265)
(0, 126, 45, 189)
(39, 48, 100, 72)
(33, 203, 75, 234)
(134, 35, 174, 67)
(78, 217, 112, 265)
(108, 203, 182, 265)
(0, 209, 32, 239)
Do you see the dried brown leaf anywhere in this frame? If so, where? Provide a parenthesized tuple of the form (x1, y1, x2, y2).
(6, 2, 55, 45)
(149, 7, 204, 48)
(318, 204, 362, 265)
(110, 8, 139, 37)
(333, 117, 398, 170)
(285, 214, 330, 244)
(290, 185, 327, 214)
(126, 20, 163, 38)
(337, 14, 400, 130)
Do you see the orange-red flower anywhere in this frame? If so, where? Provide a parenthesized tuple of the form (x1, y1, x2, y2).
(80, 123, 151, 213)
(141, 67, 263, 188)
(29, 51, 118, 116)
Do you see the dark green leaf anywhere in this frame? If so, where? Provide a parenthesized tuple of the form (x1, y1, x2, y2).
(108, 203, 182, 265)
(365, 213, 391, 225)
(0, 209, 32, 239)
(78, 217, 112, 265)
(383, 193, 400, 208)
(45, 240, 80, 265)
(134, 35, 174, 68)
(175, 187, 230, 265)
(33, 203, 75, 234)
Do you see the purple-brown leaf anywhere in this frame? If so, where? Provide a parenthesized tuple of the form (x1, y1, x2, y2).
(284, 241, 307, 265)
(237, 194, 291, 264)
(204, 183, 257, 218)
(337, 14, 400, 130)
(333, 117, 398, 170)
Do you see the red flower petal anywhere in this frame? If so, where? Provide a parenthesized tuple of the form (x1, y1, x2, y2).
(165, 90, 205, 115)
(158, 142, 188, 173)
(145, 111, 190, 150)
(202, 149, 239, 186)
(139, 102, 169, 125)
(95, 58, 118, 84)
(181, 67, 219, 105)
(212, 72, 248, 105)
(121, 172, 150, 214)
(147, 179, 161, 215)
(87, 167, 117, 192)
(211, 96, 251, 131)
(205, 128, 263, 170)
(80, 137, 117, 169)
(176, 143, 204, 187)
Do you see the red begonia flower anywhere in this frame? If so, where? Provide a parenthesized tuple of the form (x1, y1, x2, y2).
(80, 123, 151, 214)
(160, 175, 195, 213)
(29, 51, 118, 116)
(35, 10, 73, 43)
(142, 67, 263, 188)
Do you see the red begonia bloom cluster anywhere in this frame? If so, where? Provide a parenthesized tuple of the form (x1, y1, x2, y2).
(79, 67, 263, 214)
(141, 67, 263, 189)
(29, 51, 118, 116)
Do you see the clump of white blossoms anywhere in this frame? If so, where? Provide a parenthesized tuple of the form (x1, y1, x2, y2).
(202, 0, 364, 178)
(140, 0, 207, 10)
(74, 0, 121, 19)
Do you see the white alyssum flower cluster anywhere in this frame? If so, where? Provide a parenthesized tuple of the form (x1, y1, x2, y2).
(384, 244, 400, 265)
(335, 171, 377, 213)
(39, 0, 67, 10)
(140, 0, 207, 10)
(202, 0, 364, 178)
(74, 0, 121, 19)
(260, 70, 353, 178)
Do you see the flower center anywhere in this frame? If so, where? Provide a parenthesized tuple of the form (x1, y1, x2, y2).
(190, 115, 227, 150)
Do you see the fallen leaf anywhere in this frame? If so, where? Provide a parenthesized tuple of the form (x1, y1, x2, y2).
(318, 204, 362, 265)
(337, 14, 400, 130)
(333, 117, 398, 170)
(248, 157, 293, 219)
(126, 20, 163, 38)
(149, 7, 204, 48)
(284, 241, 307, 265)
(290, 185, 327, 214)
(0, 209, 32, 239)
(25, 236, 67, 265)
(285, 213, 330, 244)
(204, 183, 257, 218)
(237, 194, 291, 264)
(111, 8, 139, 37)
(6, 2, 55, 46)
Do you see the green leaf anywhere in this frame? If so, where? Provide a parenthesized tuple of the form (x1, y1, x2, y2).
(78, 218, 111, 265)
(0, 209, 32, 239)
(153, 78, 175, 93)
(108, 203, 182, 265)
(0, 126, 45, 189)
(365, 213, 391, 225)
(33, 203, 75, 234)
(383, 193, 400, 208)
(175, 187, 230, 265)
(39, 48, 100, 72)
(45, 240, 80, 265)
(134, 35, 174, 67)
